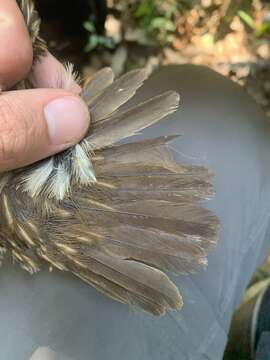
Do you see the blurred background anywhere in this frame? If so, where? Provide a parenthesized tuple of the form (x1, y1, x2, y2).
(35, 0, 270, 121)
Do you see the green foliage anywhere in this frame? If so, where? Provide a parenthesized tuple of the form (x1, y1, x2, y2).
(238, 10, 256, 29)
(215, 0, 253, 40)
(83, 20, 115, 52)
(83, 0, 270, 51)
(132, 0, 183, 46)
(238, 10, 270, 37)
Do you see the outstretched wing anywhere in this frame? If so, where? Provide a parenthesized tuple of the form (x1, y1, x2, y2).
(0, 1, 219, 316)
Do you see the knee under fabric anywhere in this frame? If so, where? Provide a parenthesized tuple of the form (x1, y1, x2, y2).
(1, 64, 270, 360)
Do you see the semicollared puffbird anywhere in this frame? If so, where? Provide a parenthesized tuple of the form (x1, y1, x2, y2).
(0, 0, 219, 316)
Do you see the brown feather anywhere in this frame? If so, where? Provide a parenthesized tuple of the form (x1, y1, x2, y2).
(87, 91, 180, 149)
(89, 69, 148, 123)
(82, 67, 114, 106)
(0, 0, 220, 316)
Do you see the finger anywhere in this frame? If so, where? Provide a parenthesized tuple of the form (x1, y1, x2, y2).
(30, 52, 81, 94)
(0, 88, 90, 172)
(0, 0, 33, 89)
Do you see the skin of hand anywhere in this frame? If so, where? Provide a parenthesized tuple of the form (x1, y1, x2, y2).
(0, 0, 90, 172)
(30, 346, 72, 360)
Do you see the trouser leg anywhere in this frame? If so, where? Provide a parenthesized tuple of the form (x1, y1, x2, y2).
(1, 64, 270, 360)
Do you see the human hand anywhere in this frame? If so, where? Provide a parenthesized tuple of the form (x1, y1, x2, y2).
(0, 0, 90, 172)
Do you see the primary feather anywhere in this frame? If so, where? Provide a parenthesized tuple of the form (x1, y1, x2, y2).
(0, 0, 219, 316)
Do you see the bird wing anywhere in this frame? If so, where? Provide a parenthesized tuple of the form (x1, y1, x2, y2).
(0, 0, 219, 316)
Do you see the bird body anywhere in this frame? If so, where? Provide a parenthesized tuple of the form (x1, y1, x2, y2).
(0, 0, 219, 315)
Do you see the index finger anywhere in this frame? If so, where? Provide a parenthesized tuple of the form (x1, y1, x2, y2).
(0, 0, 33, 89)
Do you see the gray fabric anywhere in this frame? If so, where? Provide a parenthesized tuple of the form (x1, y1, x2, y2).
(256, 332, 270, 360)
(1, 65, 270, 360)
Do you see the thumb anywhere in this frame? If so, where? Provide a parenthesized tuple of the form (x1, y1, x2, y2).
(0, 89, 90, 172)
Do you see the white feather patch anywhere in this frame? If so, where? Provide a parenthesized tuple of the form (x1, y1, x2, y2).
(0, 247, 6, 257)
(22, 159, 53, 198)
(49, 163, 71, 201)
(72, 144, 96, 184)
(0, 174, 11, 193)
(61, 63, 80, 91)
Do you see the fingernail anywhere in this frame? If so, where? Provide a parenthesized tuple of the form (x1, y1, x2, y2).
(44, 96, 90, 146)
